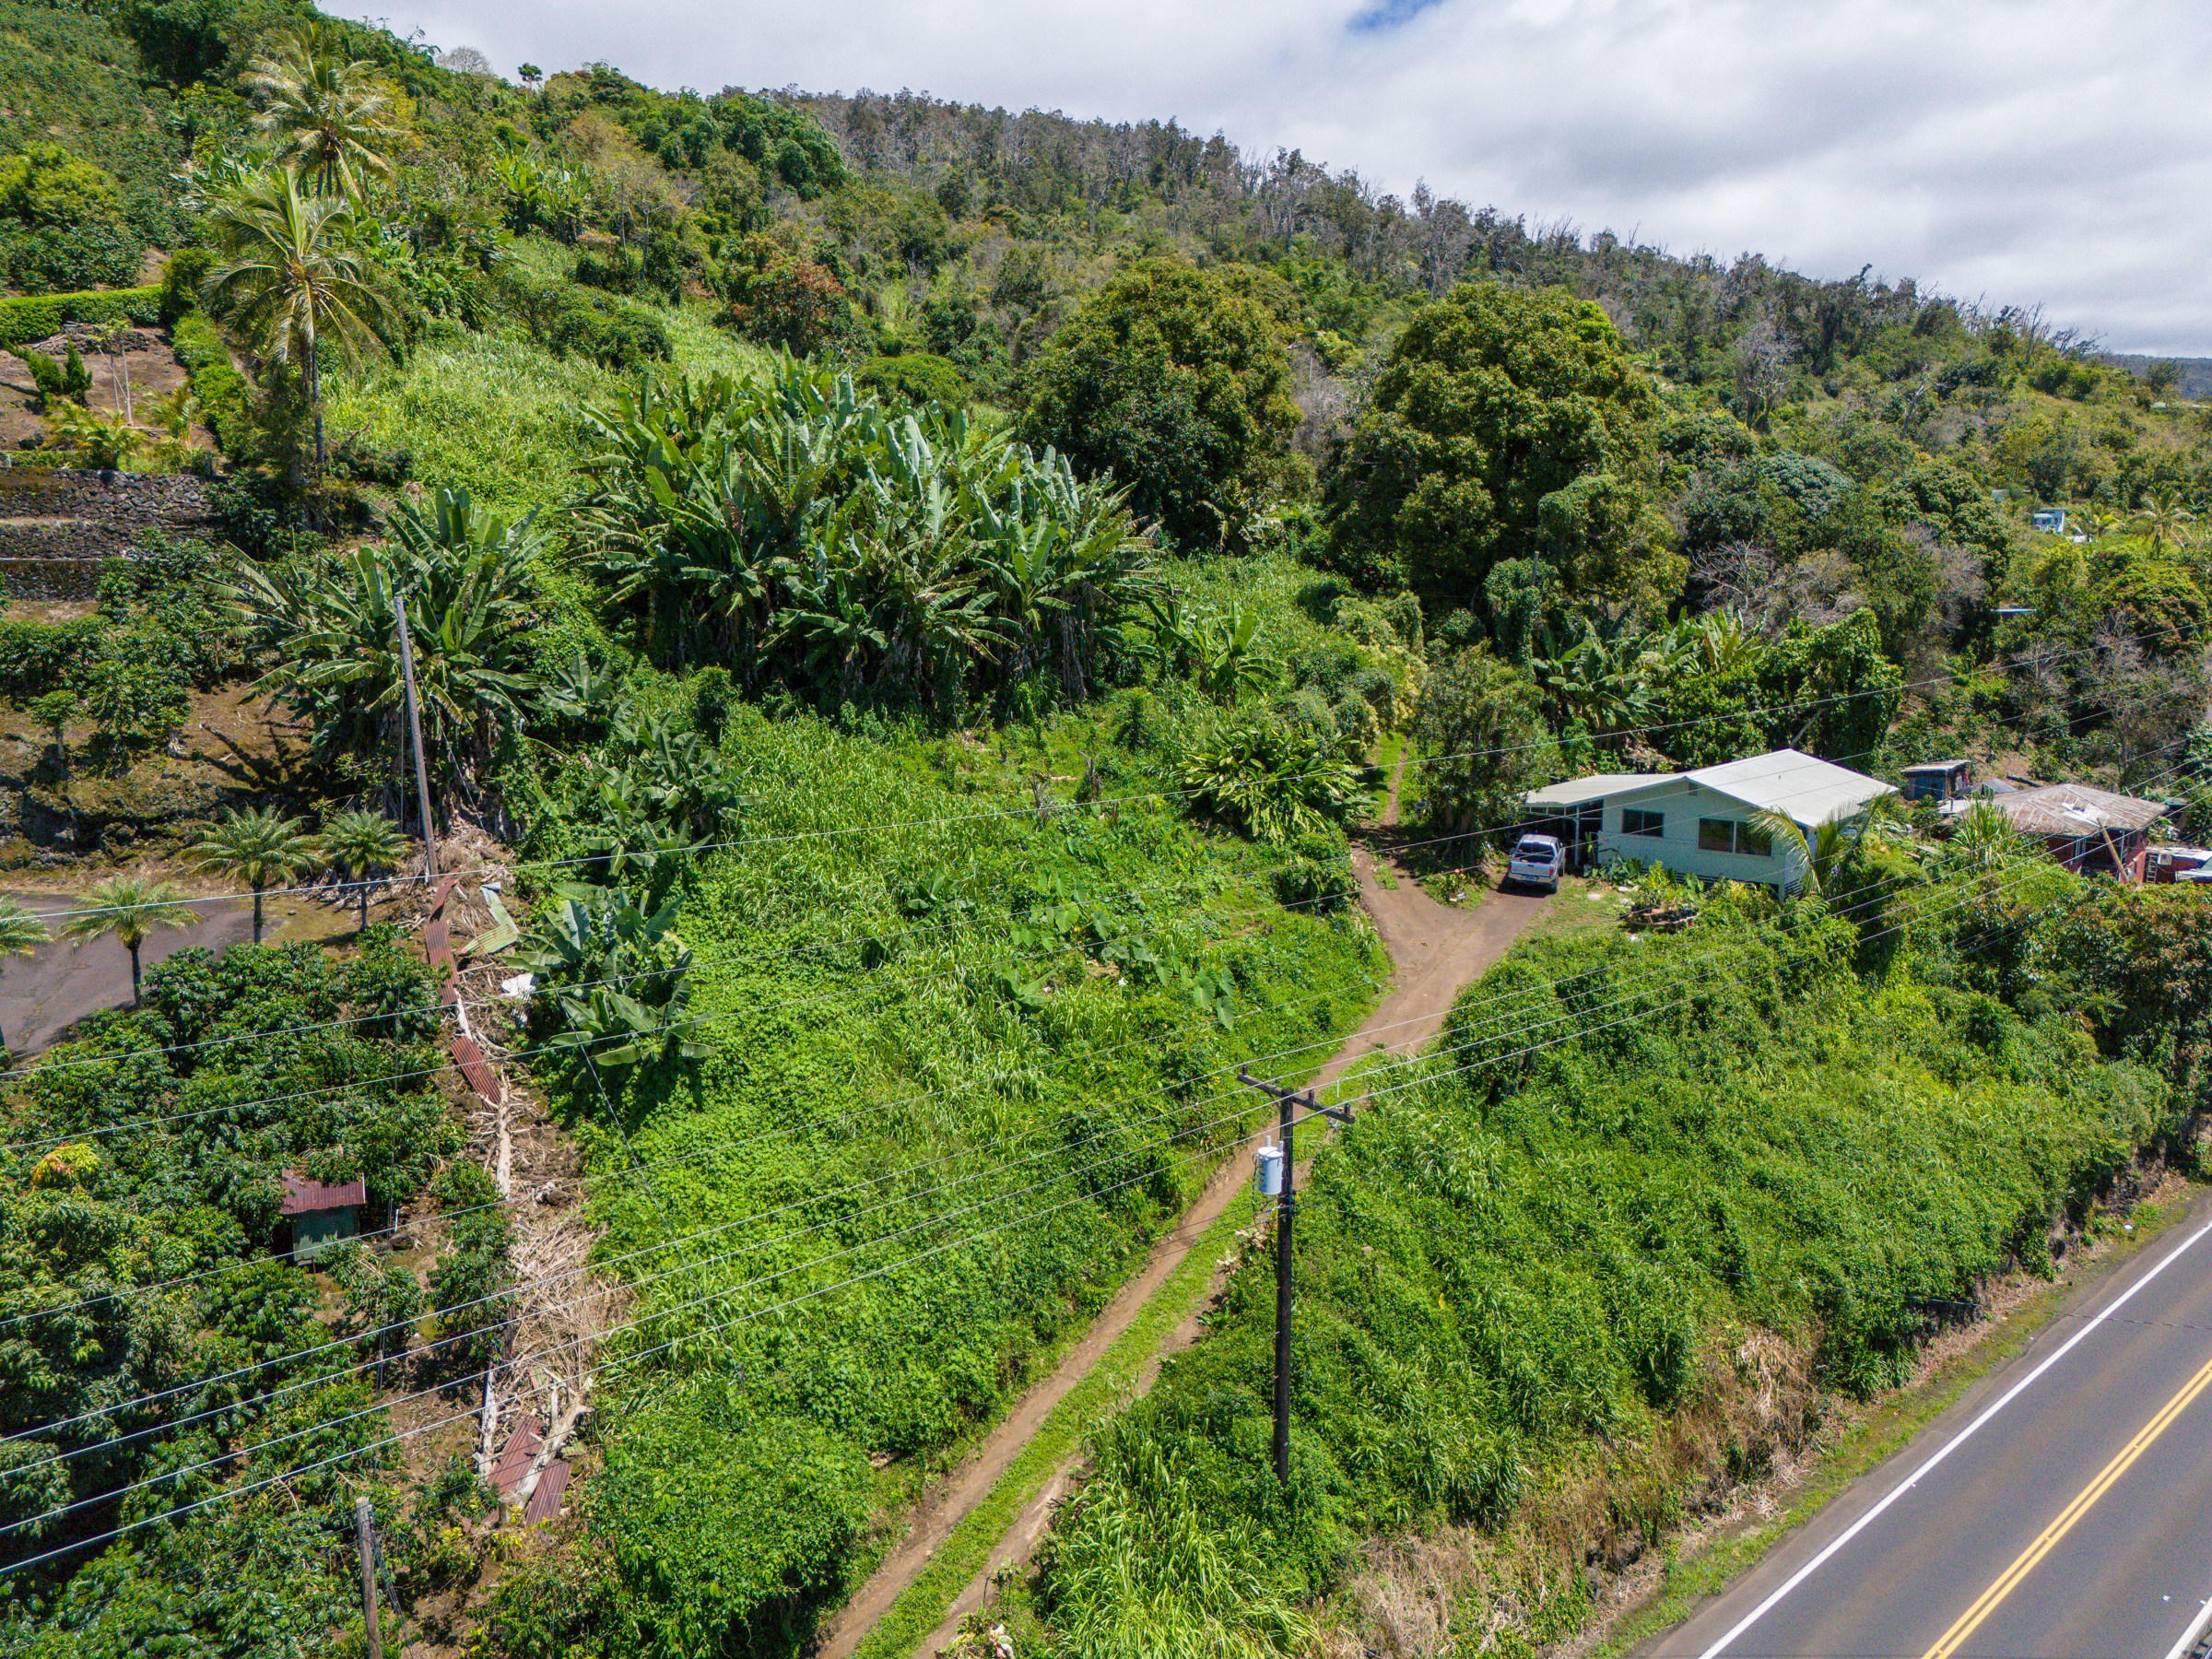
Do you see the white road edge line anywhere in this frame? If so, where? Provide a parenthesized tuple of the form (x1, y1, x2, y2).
(2159, 1589, 2212, 1659)
(1688, 1214, 2212, 1659)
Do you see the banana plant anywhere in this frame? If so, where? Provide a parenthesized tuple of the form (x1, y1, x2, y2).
(514, 884, 706, 1073)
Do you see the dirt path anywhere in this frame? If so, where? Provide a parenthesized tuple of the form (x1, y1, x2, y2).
(0, 888, 252, 1058)
(817, 765, 1551, 1659)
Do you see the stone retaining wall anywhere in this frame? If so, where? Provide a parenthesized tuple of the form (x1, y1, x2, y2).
(0, 467, 220, 597)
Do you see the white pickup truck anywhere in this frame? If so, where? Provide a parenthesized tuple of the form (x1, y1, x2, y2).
(1505, 833, 1566, 893)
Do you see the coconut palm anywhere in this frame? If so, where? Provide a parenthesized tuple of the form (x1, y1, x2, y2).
(322, 808, 409, 932)
(189, 806, 322, 944)
(1750, 794, 1918, 900)
(241, 22, 405, 201)
(2130, 486, 2197, 556)
(202, 168, 396, 474)
(0, 898, 51, 1059)
(59, 876, 196, 1006)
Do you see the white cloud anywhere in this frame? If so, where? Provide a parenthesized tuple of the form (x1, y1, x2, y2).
(363, 0, 2212, 351)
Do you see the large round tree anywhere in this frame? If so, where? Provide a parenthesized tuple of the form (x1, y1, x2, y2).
(1322, 283, 1678, 617)
(1019, 258, 1299, 548)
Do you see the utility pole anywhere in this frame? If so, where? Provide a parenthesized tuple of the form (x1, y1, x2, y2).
(1239, 1070, 1352, 1485)
(393, 577, 438, 882)
(353, 1495, 382, 1659)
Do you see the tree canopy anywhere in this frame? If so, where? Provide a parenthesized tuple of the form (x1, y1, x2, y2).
(1322, 282, 1678, 617)
(1019, 257, 1300, 549)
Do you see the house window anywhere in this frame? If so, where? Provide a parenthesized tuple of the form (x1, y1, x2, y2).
(1699, 818, 1772, 856)
(1620, 808, 1664, 838)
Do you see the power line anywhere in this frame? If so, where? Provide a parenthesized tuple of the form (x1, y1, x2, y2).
(0, 826, 2143, 1507)
(14, 718, 2190, 1446)
(13, 830, 2124, 1579)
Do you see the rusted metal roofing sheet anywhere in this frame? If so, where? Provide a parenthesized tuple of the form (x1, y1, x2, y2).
(523, 1458, 571, 1524)
(277, 1170, 367, 1216)
(491, 1414, 544, 1498)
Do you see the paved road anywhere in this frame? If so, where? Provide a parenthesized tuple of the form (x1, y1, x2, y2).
(1645, 1202, 2212, 1659)
(0, 888, 252, 1057)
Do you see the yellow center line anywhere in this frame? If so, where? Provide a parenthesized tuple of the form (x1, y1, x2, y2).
(1920, 1349, 2212, 1659)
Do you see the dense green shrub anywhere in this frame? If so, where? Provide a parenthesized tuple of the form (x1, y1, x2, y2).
(856, 350, 970, 408)
(505, 275, 670, 371)
(0, 616, 104, 699)
(0, 282, 160, 349)
(170, 310, 254, 453)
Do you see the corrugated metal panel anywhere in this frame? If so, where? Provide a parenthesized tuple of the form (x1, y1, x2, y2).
(278, 1171, 368, 1216)
(1993, 783, 2170, 837)
(524, 1458, 571, 1525)
(492, 1414, 544, 1498)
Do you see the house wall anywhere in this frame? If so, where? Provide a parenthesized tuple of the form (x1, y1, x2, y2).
(1593, 779, 1807, 890)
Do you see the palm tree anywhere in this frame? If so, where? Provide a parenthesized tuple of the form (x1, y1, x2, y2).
(202, 168, 395, 475)
(59, 876, 196, 1006)
(1751, 794, 1918, 899)
(2130, 486, 2197, 556)
(190, 806, 322, 944)
(242, 22, 404, 201)
(0, 898, 51, 1059)
(322, 808, 409, 932)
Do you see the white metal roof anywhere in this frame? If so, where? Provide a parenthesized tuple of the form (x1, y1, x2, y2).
(1678, 747, 1895, 827)
(1522, 772, 1672, 810)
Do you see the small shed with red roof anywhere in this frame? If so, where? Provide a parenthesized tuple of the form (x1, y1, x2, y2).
(279, 1170, 366, 1261)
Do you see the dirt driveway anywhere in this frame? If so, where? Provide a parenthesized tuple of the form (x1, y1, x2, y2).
(822, 772, 1556, 1659)
(0, 888, 253, 1057)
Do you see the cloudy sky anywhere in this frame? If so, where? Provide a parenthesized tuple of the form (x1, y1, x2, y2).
(350, 0, 2210, 354)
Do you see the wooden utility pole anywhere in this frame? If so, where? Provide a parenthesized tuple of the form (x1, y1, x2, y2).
(353, 1495, 382, 1659)
(1238, 1070, 1353, 1485)
(393, 582, 438, 882)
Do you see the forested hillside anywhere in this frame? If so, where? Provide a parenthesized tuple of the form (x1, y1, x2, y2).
(0, 3, 2209, 1657)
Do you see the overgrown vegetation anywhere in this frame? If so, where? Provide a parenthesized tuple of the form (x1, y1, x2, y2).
(1, 2, 2209, 1654)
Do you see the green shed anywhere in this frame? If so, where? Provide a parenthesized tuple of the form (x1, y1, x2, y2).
(279, 1171, 366, 1263)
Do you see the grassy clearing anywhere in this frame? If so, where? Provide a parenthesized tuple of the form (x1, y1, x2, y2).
(484, 652, 1391, 1653)
(325, 291, 781, 520)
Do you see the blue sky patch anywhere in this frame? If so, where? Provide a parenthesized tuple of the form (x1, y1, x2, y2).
(1348, 0, 1448, 33)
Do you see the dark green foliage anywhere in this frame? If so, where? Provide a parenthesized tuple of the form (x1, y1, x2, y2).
(170, 311, 254, 455)
(426, 1163, 512, 1371)
(1322, 283, 1677, 616)
(504, 275, 671, 371)
(0, 285, 161, 352)
(156, 245, 211, 324)
(856, 351, 970, 408)
(1651, 608, 1903, 768)
(1413, 646, 1557, 836)
(0, 617, 104, 700)
(0, 933, 450, 1611)
(1021, 258, 1300, 549)
(18, 347, 65, 405)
